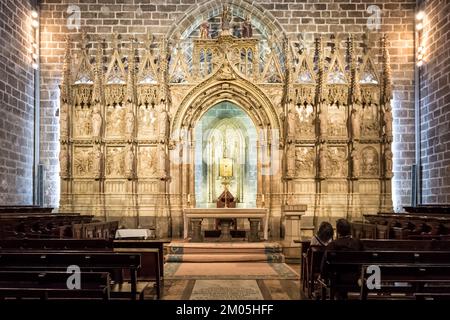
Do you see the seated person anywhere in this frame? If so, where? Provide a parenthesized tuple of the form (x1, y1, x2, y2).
(320, 219, 363, 300)
(310, 222, 334, 246)
(326, 219, 363, 251)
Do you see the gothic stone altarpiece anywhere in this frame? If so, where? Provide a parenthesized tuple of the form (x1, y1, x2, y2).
(59, 8, 393, 238)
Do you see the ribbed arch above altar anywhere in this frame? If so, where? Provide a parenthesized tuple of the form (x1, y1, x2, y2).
(167, 0, 286, 41)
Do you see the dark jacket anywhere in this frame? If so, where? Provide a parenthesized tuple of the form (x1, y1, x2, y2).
(325, 236, 363, 251)
(320, 236, 364, 278)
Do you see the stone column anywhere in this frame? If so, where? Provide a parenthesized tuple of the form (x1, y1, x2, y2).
(191, 218, 204, 242)
(219, 219, 233, 242)
(248, 218, 261, 242)
(281, 204, 307, 261)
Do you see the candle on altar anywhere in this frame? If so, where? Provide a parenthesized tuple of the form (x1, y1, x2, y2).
(187, 194, 191, 203)
(262, 194, 265, 203)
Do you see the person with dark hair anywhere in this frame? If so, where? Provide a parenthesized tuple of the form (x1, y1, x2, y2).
(311, 221, 334, 246)
(320, 219, 363, 300)
(327, 218, 363, 251)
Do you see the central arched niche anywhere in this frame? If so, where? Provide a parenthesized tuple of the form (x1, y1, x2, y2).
(194, 101, 257, 208)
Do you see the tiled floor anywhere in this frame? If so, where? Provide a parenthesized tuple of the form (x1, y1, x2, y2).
(155, 264, 304, 300)
(160, 279, 304, 300)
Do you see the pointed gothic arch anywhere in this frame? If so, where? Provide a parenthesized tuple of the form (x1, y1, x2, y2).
(167, 0, 287, 40)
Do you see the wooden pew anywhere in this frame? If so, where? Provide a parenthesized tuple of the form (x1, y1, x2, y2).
(320, 250, 450, 300)
(0, 271, 110, 300)
(72, 221, 119, 240)
(0, 206, 54, 214)
(361, 239, 450, 251)
(302, 240, 450, 299)
(360, 265, 450, 300)
(113, 248, 161, 299)
(304, 246, 326, 299)
(0, 214, 94, 239)
(0, 252, 142, 300)
(0, 239, 113, 250)
(301, 239, 450, 298)
(364, 212, 450, 239)
(0, 239, 162, 299)
(113, 239, 169, 279)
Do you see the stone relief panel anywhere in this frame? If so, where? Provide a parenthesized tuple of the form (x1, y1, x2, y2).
(327, 146, 348, 178)
(106, 105, 126, 138)
(73, 147, 93, 177)
(295, 146, 315, 177)
(59, 30, 394, 231)
(327, 104, 347, 137)
(73, 107, 92, 138)
(60, 103, 69, 139)
(296, 105, 315, 137)
(138, 146, 158, 177)
(106, 147, 125, 177)
(361, 146, 379, 177)
(59, 144, 69, 178)
(361, 105, 379, 138)
(138, 106, 158, 139)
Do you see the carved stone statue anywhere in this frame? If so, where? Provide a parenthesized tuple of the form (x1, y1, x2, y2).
(124, 107, 135, 140)
(221, 5, 232, 34)
(59, 144, 69, 178)
(351, 148, 360, 178)
(107, 148, 124, 176)
(385, 149, 393, 177)
(200, 21, 209, 39)
(92, 144, 102, 179)
(242, 15, 252, 38)
(158, 104, 168, 143)
(92, 105, 102, 140)
(319, 107, 328, 138)
(125, 144, 134, 179)
(351, 107, 361, 140)
(319, 145, 327, 178)
(286, 143, 296, 178)
(295, 148, 314, 177)
(287, 107, 297, 142)
(383, 106, 393, 138)
(362, 148, 379, 176)
(60, 103, 69, 138)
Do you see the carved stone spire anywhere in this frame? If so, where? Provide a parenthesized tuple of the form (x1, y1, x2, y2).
(145, 31, 153, 50)
(381, 34, 393, 104)
(125, 38, 136, 103)
(92, 39, 103, 104)
(315, 36, 325, 104)
(61, 36, 72, 104)
(112, 32, 119, 52)
(349, 35, 361, 105)
(160, 36, 170, 105)
(81, 31, 89, 53)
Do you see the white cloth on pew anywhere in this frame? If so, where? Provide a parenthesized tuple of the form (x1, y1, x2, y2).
(115, 229, 151, 239)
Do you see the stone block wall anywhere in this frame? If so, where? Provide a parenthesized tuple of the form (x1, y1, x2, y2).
(39, 0, 416, 211)
(420, 0, 450, 203)
(0, 0, 35, 205)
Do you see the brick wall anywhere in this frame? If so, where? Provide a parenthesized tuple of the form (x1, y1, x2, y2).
(420, 0, 450, 203)
(39, 0, 416, 210)
(0, 0, 35, 205)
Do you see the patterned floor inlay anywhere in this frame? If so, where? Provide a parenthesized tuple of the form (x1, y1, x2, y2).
(190, 280, 264, 300)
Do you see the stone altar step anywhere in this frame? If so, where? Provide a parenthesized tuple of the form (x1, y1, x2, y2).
(165, 253, 284, 263)
(165, 242, 284, 263)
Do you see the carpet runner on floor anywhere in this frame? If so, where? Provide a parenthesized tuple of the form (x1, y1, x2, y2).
(165, 242, 284, 263)
(164, 262, 299, 280)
